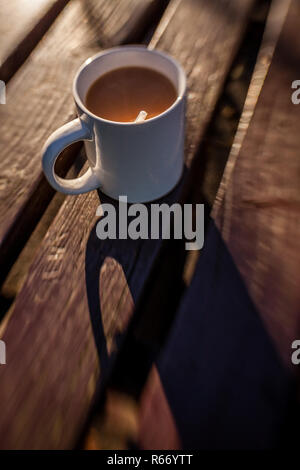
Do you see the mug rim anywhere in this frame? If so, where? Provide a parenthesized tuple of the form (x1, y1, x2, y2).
(73, 45, 187, 126)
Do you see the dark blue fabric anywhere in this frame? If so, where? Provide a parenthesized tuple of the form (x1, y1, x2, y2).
(157, 220, 296, 449)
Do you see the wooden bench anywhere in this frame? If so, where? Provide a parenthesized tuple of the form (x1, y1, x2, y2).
(138, 0, 300, 450)
(0, 0, 69, 83)
(1, 0, 296, 450)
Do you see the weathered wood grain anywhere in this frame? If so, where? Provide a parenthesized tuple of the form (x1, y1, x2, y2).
(0, 0, 255, 449)
(0, 0, 69, 83)
(213, 0, 299, 366)
(138, 367, 181, 450)
(0, 0, 168, 449)
(138, 219, 295, 449)
(213, 0, 291, 216)
(0, 0, 164, 284)
(138, 0, 296, 449)
(150, 0, 253, 168)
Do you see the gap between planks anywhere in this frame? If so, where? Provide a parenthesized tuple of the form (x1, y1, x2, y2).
(0, 0, 168, 286)
(0, 0, 70, 83)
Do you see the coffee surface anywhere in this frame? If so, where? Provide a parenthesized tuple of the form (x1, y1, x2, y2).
(85, 66, 177, 122)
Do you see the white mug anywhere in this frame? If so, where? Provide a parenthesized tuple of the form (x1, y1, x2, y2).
(42, 46, 186, 203)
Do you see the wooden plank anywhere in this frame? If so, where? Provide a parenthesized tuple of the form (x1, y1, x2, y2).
(139, 220, 294, 450)
(213, 0, 299, 366)
(149, 0, 252, 169)
(0, 0, 165, 284)
(0, 0, 167, 450)
(0, 0, 69, 83)
(138, 0, 297, 450)
(0, 0, 255, 449)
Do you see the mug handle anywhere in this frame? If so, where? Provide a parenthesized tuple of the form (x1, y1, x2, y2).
(42, 118, 100, 195)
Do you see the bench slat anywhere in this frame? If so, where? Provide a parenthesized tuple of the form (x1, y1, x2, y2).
(213, 0, 299, 366)
(139, 0, 296, 449)
(0, 0, 164, 450)
(0, 0, 163, 283)
(0, 0, 254, 449)
(0, 0, 69, 83)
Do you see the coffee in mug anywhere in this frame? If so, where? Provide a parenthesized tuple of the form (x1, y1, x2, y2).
(85, 66, 177, 122)
(42, 46, 186, 202)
